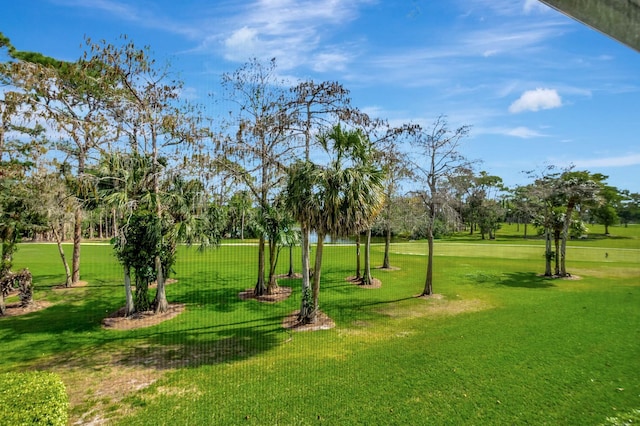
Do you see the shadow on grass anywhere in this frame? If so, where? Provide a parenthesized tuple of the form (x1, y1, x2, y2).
(495, 272, 556, 289)
(1, 271, 289, 371)
(114, 316, 287, 370)
(2, 295, 288, 371)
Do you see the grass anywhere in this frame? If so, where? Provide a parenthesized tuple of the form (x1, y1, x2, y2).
(2, 224, 639, 425)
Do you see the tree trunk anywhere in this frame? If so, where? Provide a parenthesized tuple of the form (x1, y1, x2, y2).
(382, 222, 391, 269)
(154, 254, 169, 313)
(560, 204, 575, 277)
(124, 266, 135, 316)
(52, 225, 72, 287)
(362, 228, 374, 285)
(307, 234, 325, 324)
(98, 211, 104, 239)
(355, 234, 361, 279)
(18, 269, 33, 308)
(422, 225, 434, 296)
(112, 208, 118, 239)
(254, 235, 267, 296)
(240, 211, 245, 240)
(554, 231, 560, 276)
(287, 243, 295, 277)
(71, 206, 82, 284)
(1, 226, 15, 277)
(298, 225, 312, 323)
(266, 239, 279, 295)
(544, 228, 553, 276)
(0, 293, 5, 316)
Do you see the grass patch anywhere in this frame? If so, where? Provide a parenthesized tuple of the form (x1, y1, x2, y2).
(2, 229, 639, 425)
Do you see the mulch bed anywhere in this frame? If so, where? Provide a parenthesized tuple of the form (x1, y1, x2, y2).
(282, 310, 335, 332)
(238, 286, 292, 303)
(0, 301, 52, 317)
(345, 276, 382, 288)
(102, 303, 185, 330)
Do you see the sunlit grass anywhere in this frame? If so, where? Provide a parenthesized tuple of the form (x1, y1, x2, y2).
(2, 225, 639, 425)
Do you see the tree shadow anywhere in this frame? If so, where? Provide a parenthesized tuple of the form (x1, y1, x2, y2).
(112, 315, 288, 370)
(495, 272, 556, 289)
(168, 270, 245, 313)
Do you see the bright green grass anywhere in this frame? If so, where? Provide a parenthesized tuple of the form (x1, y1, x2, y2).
(3, 230, 639, 425)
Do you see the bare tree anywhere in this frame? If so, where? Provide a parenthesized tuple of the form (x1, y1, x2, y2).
(221, 58, 295, 296)
(411, 115, 471, 296)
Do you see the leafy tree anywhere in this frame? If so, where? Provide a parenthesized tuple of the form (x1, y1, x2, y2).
(618, 191, 640, 226)
(410, 116, 471, 296)
(509, 185, 537, 237)
(287, 79, 354, 309)
(365, 120, 415, 270)
(591, 185, 622, 234)
(113, 209, 174, 313)
(477, 199, 505, 240)
(87, 36, 205, 313)
(6, 38, 121, 287)
(26, 164, 76, 287)
(286, 125, 384, 323)
(97, 151, 155, 315)
(556, 170, 603, 276)
(227, 190, 253, 239)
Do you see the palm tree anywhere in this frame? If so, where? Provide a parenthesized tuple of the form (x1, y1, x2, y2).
(286, 125, 384, 324)
(97, 151, 156, 315)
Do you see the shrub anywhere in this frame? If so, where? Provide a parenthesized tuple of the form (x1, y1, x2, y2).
(0, 372, 68, 426)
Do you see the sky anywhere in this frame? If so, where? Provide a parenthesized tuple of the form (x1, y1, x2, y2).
(2, 0, 640, 192)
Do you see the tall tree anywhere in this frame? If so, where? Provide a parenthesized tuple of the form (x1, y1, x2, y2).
(618, 191, 640, 226)
(26, 164, 76, 287)
(8, 39, 120, 286)
(592, 184, 622, 234)
(360, 119, 415, 272)
(89, 36, 205, 312)
(221, 58, 294, 296)
(288, 79, 353, 315)
(411, 115, 471, 296)
(556, 170, 603, 276)
(527, 169, 560, 277)
(286, 125, 384, 323)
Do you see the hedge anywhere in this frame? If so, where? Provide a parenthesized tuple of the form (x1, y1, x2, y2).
(0, 372, 68, 426)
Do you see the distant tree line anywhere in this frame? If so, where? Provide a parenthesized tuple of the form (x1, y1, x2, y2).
(1, 33, 636, 320)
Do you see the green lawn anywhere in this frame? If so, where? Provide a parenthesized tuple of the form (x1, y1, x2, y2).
(3, 225, 639, 425)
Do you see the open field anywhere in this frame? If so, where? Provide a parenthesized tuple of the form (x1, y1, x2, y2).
(2, 225, 639, 425)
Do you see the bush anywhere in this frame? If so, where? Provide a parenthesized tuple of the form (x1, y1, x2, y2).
(0, 372, 68, 426)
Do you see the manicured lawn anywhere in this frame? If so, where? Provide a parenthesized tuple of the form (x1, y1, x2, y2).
(3, 226, 639, 425)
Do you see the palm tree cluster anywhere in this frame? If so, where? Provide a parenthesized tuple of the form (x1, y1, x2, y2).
(1, 33, 633, 321)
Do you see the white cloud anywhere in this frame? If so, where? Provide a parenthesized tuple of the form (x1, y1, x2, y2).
(213, 0, 373, 70)
(477, 125, 547, 138)
(523, 0, 549, 14)
(573, 154, 640, 168)
(312, 52, 350, 72)
(509, 88, 562, 113)
(506, 126, 546, 138)
(223, 27, 261, 61)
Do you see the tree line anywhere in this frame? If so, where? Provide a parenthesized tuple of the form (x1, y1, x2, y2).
(1, 34, 637, 322)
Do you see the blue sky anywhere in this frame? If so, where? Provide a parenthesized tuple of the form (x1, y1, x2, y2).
(3, 0, 640, 192)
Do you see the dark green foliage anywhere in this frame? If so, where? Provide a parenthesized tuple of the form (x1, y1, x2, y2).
(0, 372, 68, 426)
(410, 218, 454, 239)
(113, 210, 174, 311)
